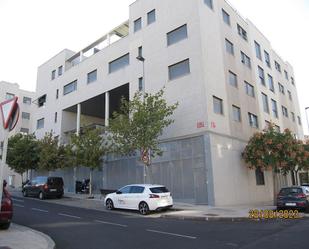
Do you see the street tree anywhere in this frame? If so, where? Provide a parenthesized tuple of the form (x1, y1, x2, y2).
(70, 127, 111, 196)
(38, 132, 73, 171)
(6, 133, 40, 182)
(242, 124, 309, 192)
(109, 89, 178, 183)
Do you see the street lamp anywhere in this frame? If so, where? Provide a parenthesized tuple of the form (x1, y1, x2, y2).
(136, 55, 149, 183)
(305, 107, 309, 136)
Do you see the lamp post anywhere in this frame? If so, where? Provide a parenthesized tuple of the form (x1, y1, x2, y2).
(136, 55, 149, 183)
(305, 107, 309, 136)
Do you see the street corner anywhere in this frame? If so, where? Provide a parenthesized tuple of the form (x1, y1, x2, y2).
(0, 224, 55, 249)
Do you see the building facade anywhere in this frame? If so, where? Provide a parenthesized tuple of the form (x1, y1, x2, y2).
(0, 81, 35, 187)
(32, 0, 303, 206)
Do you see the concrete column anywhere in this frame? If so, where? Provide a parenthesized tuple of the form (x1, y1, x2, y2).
(105, 92, 110, 127)
(76, 103, 81, 135)
(74, 103, 81, 193)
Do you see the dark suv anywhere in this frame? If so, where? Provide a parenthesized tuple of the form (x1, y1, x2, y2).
(22, 176, 64, 200)
(277, 186, 309, 212)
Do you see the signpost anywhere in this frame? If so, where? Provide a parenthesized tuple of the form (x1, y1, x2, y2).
(0, 97, 19, 204)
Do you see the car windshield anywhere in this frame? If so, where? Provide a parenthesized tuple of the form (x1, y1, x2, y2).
(150, 187, 169, 193)
(48, 178, 63, 185)
(279, 188, 302, 195)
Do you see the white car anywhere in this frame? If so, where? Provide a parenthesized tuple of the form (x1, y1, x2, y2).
(104, 184, 173, 215)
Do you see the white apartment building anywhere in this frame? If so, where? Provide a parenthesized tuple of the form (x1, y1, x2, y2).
(0, 81, 35, 187)
(32, 0, 303, 206)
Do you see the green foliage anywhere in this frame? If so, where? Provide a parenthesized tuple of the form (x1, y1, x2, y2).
(109, 89, 178, 165)
(38, 132, 73, 171)
(70, 127, 111, 170)
(7, 133, 40, 175)
(242, 123, 309, 174)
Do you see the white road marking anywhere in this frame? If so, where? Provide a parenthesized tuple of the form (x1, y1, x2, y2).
(14, 204, 25, 208)
(31, 208, 49, 213)
(58, 213, 81, 219)
(94, 219, 128, 227)
(146, 229, 197, 239)
(12, 198, 24, 203)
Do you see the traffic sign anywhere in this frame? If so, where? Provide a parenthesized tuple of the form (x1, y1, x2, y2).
(0, 97, 19, 130)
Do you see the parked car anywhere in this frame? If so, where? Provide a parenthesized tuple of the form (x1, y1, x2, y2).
(104, 184, 173, 215)
(22, 176, 64, 200)
(1, 180, 13, 230)
(277, 186, 309, 212)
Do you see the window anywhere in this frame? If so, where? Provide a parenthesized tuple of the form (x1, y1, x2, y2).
(168, 59, 190, 80)
(38, 94, 46, 107)
(23, 97, 32, 105)
(255, 168, 265, 185)
(288, 90, 292, 101)
(130, 186, 145, 193)
(147, 9, 156, 25)
(241, 51, 251, 68)
(54, 112, 58, 123)
(254, 41, 262, 60)
(109, 53, 130, 73)
(22, 112, 30, 120)
(271, 99, 278, 118)
(56, 89, 59, 99)
(5, 93, 14, 100)
(265, 120, 271, 129)
(204, 0, 213, 9)
(275, 61, 281, 73)
(225, 39, 234, 55)
(262, 93, 269, 113)
(268, 74, 274, 92)
(298, 116, 302, 126)
(237, 24, 247, 41)
(167, 24, 188, 46)
(51, 70, 56, 80)
(258, 66, 265, 85)
(282, 106, 288, 118)
(134, 18, 142, 32)
(248, 113, 258, 128)
(291, 77, 295, 85)
(87, 69, 97, 84)
(58, 66, 63, 76)
(291, 112, 295, 122)
(284, 70, 289, 80)
(119, 186, 131, 194)
(228, 71, 237, 87)
(138, 77, 143, 91)
(232, 105, 241, 122)
(63, 80, 77, 95)
(138, 46, 143, 57)
(222, 9, 230, 25)
(37, 118, 44, 129)
(20, 128, 29, 134)
(264, 50, 271, 68)
(213, 96, 223, 115)
(278, 83, 285, 94)
(245, 81, 255, 97)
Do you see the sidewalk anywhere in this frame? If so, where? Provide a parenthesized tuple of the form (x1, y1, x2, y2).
(62, 192, 278, 221)
(0, 224, 55, 249)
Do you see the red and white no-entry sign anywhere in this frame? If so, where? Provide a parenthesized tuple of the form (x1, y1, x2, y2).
(0, 96, 20, 131)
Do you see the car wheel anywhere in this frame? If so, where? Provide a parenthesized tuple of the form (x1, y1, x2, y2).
(0, 222, 11, 230)
(139, 202, 149, 215)
(22, 190, 28, 197)
(39, 192, 44, 200)
(106, 199, 114, 210)
(57, 194, 63, 199)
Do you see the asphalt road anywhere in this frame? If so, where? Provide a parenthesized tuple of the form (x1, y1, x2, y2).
(12, 195, 309, 249)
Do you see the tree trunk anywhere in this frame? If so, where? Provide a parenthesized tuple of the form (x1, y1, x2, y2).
(272, 170, 277, 205)
(89, 169, 93, 196)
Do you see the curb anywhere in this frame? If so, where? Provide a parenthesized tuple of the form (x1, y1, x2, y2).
(13, 224, 56, 249)
(160, 214, 309, 222)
